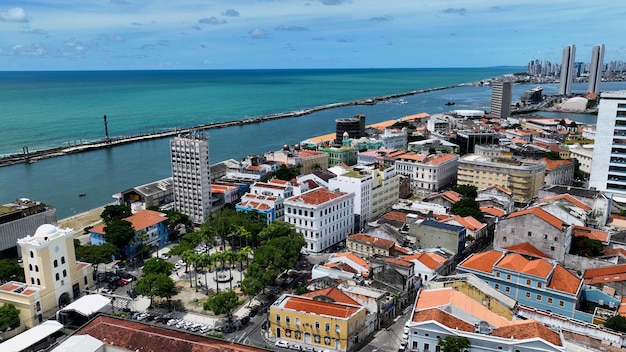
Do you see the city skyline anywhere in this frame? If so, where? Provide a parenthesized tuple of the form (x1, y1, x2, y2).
(0, 0, 623, 71)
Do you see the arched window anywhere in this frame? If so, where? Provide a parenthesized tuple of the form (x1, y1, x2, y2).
(63, 269, 67, 277)
(30, 251, 34, 258)
(53, 259, 58, 268)
(31, 277, 35, 284)
(29, 264, 32, 271)
(36, 278, 40, 285)
(61, 256, 66, 264)
(55, 273, 60, 281)
(35, 265, 39, 272)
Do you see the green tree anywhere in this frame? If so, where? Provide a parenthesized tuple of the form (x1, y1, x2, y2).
(437, 336, 471, 352)
(75, 243, 118, 271)
(134, 273, 177, 308)
(0, 303, 21, 331)
(100, 204, 132, 225)
(0, 259, 24, 283)
(258, 221, 298, 243)
(142, 257, 175, 276)
(604, 315, 626, 332)
(450, 197, 483, 221)
(570, 236, 603, 257)
(204, 290, 240, 321)
(451, 185, 478, 199)
(104, 219, 136, 257)
(544, 151, 562, 160)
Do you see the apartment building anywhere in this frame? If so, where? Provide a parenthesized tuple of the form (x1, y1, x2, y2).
(394, 152, 458, 194)
(457, 154, 545, 204)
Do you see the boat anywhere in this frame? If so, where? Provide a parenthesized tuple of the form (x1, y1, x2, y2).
(79, 193, 86, 197)
(445, 101, 455, 106)
(398, 99, 408, 105)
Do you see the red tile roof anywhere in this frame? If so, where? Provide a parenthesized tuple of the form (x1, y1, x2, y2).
(537, 194, 592, 211)
(458, 250, 504, 273)
(400, 252, 445, 270)
(283, 296, 360, 318)
(411, 308, 474, 332)
(287, 188, 348, 205)
(480, 206, 506, 217)
(491, 320, 562, 347)
(301, 287, 360, 306)
(548, 265, 581, 294)
(384, 257, 413, 267)
(74, 315, 265, 352)
(348, 233, 395, 249)
(439, 215, 485, 231)
(572, 225, 609, 243)
(91, 209, 167, 234)
(382, 211, 408, 223)
(540, 158, 573, 171)
(506, 207, 564, 229)
(424, 190, 462, 204)
(503, 242, 552, 259)
(583, 264, 626, 279)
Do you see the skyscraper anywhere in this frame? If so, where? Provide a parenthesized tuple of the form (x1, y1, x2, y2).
(589, 91, 626, 199)
(588, 44, 605, 94)
(559, 45, 576, 95)
(490, 81, 512, 118)
(170, 131, 212, 224)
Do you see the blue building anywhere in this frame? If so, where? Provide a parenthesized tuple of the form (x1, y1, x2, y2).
(235, 193, 278, 224)
(457, 243, 618, 323)
(89, 210, 169, 259)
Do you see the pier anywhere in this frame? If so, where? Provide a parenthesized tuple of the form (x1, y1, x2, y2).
(0, 84, 460, 168)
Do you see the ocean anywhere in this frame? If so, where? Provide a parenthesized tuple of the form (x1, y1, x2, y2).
(2, 68, 625, 219)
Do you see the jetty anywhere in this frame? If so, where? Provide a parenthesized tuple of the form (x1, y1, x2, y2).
(0, 84, 461, 168)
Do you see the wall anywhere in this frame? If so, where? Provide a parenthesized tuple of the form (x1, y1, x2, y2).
(563, 254, 616, 273)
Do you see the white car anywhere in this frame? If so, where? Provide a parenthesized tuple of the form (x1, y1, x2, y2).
(275, 340, 289, 348)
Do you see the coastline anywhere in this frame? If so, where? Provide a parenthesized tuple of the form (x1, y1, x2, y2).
(0, 83, 461, 167)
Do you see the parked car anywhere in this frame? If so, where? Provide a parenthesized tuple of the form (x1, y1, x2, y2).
(166, 319, 179, 326)
(289, 344, 302, 351)
(275, 340, 289, 348)
(199, 325, 211, 334)
(302, 347, 315, 352)
(127, 289, 138, 298)
(136, 313, 150, 321)
(118, 278, 129, 285)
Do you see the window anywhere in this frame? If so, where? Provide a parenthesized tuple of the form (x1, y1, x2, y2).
(554, 237, 558, 241)
(559, 300, 565, 307)
(525, 292, 531, 298)
(285, 316, 290, 324)
(35, 265, 39, 272)
(30, 251, 34, 258)
(84, 276, 88, 286)
(505, 286, 510, 293)
(527, 231, 532, 237)
(494, 283, 500, 290)
(550, 246, 555, 251)
(61, 256, 66, 264)
(31, 277, 35, 284)
(335, 324, 340, 333)
(506, 274, 511, 280)
(526, 279, 531, 285)
(503, 236, 507, 241)
(54, 259, 58, 268)
(537, 282, 542, 288)
(295, 317, 300, 326)
(55, 273, 60, 281)
(36, 278, 40, 285)
(29, 264, 32, 271)
(325, 323, 330, 332)
(63, 269, 67, 277)
(544, 234, 548, 239)
(315, 321, 320, 329)
(547, 298, 553, 304)
(536, 294, 542, 301)
(495, 272, 500, 278)
(275, 314, 280, 322)
(424, 343, 430, 351)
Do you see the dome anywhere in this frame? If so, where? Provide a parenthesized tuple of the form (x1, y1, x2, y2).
(34, 224, 57, 238)
(560, 97, 588, 111)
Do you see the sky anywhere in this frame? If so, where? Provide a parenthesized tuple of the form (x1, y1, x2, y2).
(0, 0, 623, 71)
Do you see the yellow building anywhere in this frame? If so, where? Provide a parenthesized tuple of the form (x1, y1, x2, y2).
(269, 293, 367, 351)
(0, 224, 94, 328)
(457, 154, 545, 204)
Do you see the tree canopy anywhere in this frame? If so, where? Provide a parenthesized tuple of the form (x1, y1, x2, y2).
(204, 290, 240, 318)
(450, 197, 483, 221)
(605, 315, 626, 332)
(134, 273, 177, 307)
(142, 257, 175, 276)
(104, 219, 136, 255)
(569, 236, 603, 257)
(0, 260, 24, 283)
(451, 185, 477, 199)
(0, 303, 21, 331)
(75, 243, 117, 269)
(100, 204, 132, 225)
(437, 336, 471, 352)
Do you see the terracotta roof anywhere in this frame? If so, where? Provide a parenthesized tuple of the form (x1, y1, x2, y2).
(503, 242, 552, 259)
(620, 297, 626, 317)
(505, 207, 564, 229)
(384, 257, 413, 267)
(301, 287, 360, 306)
(283, 296, 360, 318)
(484, 185, 513, 195)
(382, 211, 408, 223)
(400, 252, 445, 270)
(331, 252, 369, 268)
(91, 209, 167, 234)
(348, 233, 395, 249)
(74, 315, 265, 352)
(396, 152, 427, 162)
(424, 190, 462, 204)
(548, 265, 581, 294)
(583, 264, 626, 279)
(238, 201, 272, 211)
(491, 320, 562, 347)
(298, 150, 325, 158)
(480, 206, 506, 217)
(537, 194, 592, 211)
(572, 225, 609, 242)
(540, 158, 572, 170)
(394, 245, 411, 255)
(458, 250, 504, 273)
(439, 215, 485, 231)
(428, 153, 457, 165)
(601, 247, 626, 258)
(286, 187, 348, 205)
(496, 253, 530, 272)
(411, 308, 474, 332)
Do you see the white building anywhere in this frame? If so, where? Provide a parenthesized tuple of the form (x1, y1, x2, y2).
(559, 44, 576, 95)
(329, 169, 372, 231)
(394, 152, 458, 194)
(567, 144, 594, 175)
(590, 91, 626, 199)
(284, 188, 354, 253)
(170, 132, 211, 224)
(588, 44, 605, 94)
(378, 128, 408, 150)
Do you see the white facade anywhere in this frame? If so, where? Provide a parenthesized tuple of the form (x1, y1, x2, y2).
(170, 133, 211, 224)
(567, 144, 594, 174)
(588, 44, 605, 94)
(379, 128, 408, 150)
(329, 172, 372, 231)
(590, 91, 626, 198)
(284, 188, 354, 253)
(559, 44, 576, 95)
(394, 153, 459, 194)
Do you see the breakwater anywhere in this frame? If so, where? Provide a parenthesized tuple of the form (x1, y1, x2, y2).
(0, 84, 457, 167)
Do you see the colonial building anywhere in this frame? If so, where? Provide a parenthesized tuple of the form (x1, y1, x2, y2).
(346, 233, 396, 259)
(0, 224, 94, 328)
(476, 185, 515, 214)
(90, 209, 169, 259)
(284, 188, 354, 253)
(394, 152, 458, 194)
(269, 293, 368, 351)
(539, 158, 575, 186)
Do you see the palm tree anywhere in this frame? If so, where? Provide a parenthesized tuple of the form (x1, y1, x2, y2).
(223, 248, 237, 290)
(180, 249, 196, 288)
(211, 252, 225, 292)
(238, 246, 253, 269)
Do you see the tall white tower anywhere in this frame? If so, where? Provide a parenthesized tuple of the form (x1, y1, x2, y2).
(589, 91, 626, 199)
(588, 44, 605, 94)
(170, 131, 212, 224)
(559, 45, 576, 95)
(491, 81, 512, 118)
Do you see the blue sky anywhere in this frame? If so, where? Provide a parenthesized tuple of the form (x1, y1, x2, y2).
(0, 0, 623, 70)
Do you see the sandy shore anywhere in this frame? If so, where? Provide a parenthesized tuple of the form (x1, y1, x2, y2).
(58, 204, 111, 233)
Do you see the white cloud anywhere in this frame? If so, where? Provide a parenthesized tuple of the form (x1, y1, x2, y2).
(248, 27, 267, 39)
(0, 7, 28, 22)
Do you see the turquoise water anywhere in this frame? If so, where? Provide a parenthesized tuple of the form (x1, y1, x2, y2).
(3, 69, 625, 219)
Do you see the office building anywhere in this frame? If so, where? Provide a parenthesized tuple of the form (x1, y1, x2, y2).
(588, 44, 605, 94)
(490, 81, 512, 118)
(589, 91, 626, 199)
(559, 45, 576, 95)
(0, 198, 57, 255)
(170, 132, 211, 224)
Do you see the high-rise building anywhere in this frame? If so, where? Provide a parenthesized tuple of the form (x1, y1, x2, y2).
(170, 131, 211, 224)
(589, 91, 626, 199)
(490, 81, 512, 118)
(559, 45, 576, 95)
(588, 44, 605, 94)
